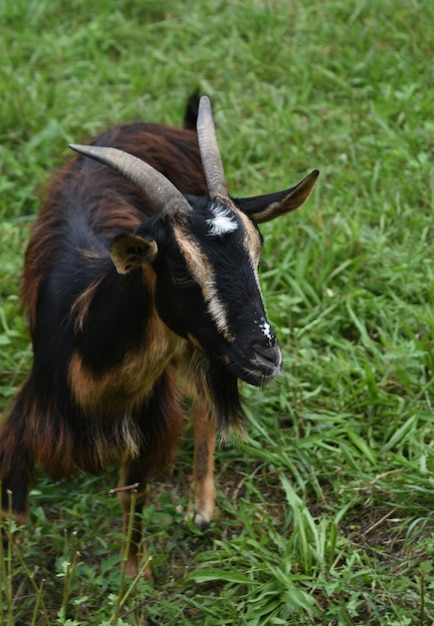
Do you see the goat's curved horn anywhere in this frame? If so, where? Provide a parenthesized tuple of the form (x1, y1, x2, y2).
(69, 144, 191, 216)
(196, 96, 229, 201)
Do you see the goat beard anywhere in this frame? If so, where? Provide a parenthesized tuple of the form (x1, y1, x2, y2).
(208, 361, 247, 440)
(188, 351, 247, 440)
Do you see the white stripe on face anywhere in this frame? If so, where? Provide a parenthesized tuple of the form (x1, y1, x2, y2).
(173, 224, 233, 341)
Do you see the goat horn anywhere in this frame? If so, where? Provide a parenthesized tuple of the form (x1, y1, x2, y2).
(69, 144, 192, 217)
(196, 96, 229, 201)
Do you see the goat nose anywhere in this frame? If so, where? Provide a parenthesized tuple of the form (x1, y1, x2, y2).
(250, 339, 281, 365)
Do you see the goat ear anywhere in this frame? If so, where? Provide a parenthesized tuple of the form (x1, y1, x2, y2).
(110, 234, 158, 274)
(235, 169, 319, 224)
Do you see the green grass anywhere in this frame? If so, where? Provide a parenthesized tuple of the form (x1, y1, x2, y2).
(1, 0, 433, 624)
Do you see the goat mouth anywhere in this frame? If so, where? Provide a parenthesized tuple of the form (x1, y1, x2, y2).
(223, 349, 283, 387)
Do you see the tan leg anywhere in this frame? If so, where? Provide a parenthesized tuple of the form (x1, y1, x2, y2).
(116, 467, 152, 579)
(191, 397, 216, 530)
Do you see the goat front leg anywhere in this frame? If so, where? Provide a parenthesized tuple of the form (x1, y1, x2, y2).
(190, 396, 216, 530)
(115, 463, 151, 579)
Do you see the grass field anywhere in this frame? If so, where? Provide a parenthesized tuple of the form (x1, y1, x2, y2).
(1, 0, 433, 624)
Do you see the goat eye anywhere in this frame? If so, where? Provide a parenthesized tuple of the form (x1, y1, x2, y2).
(171, 269, 193, 285)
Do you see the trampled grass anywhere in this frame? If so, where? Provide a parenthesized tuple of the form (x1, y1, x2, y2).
(0, 0, 433, 624)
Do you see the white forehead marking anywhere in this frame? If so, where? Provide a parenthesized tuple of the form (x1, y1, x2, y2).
(207, 201, 238, 237)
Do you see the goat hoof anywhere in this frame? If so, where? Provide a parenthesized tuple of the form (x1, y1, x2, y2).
(194, 512, 211, 532)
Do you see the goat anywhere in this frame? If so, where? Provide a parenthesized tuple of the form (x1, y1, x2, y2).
(0, 95, 318, 577)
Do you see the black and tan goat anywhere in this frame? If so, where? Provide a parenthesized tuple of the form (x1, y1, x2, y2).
(0, 96, 318, 577)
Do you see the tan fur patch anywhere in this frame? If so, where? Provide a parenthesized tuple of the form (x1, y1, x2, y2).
(68, 310, 180, 416)
(70, 274, 107, 333)
(235, 206, 262, 270)
(186, 332, 204, 352)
